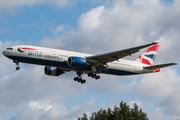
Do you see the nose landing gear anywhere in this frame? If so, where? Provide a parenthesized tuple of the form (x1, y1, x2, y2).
(13, 60, 20, 70)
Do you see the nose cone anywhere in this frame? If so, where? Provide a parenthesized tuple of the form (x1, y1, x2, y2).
(2, 50, 8, 56)
(2, 50, 6, 56)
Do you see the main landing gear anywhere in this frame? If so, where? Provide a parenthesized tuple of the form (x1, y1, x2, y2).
(74, 77, 86, 84)
(88, 73, 100, 80)
(13, 60, 20, 70)
(74, 71, 86, 84)
(73, 71, 101, 84)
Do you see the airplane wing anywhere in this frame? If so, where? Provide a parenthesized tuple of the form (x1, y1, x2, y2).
(143, 63, 177, 69)
(86, 41, 160, 72)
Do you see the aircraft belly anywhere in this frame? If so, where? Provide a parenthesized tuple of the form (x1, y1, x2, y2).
(103, 62, 139, 75)
(101, 68, 138, 75)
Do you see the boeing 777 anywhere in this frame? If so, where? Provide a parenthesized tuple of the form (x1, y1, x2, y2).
(2, 41, 177, 84)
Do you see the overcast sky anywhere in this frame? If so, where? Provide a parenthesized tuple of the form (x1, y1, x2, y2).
(0, 0, 180, 120)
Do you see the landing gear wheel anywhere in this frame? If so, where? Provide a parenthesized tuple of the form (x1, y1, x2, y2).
(16, 66, 20, 70)
(81, 80, 86, 84)
(77, 77, 82, 82)
(95, 75, 100, 80)
(74, 77, 78, 81)
(74, 71, 87, 84)
(88, 73, 93, 77)
(88, 73, 101, 80)
(92, 74, 96, 78)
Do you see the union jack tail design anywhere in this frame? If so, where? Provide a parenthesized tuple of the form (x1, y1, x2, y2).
(135, 41, 160, 66)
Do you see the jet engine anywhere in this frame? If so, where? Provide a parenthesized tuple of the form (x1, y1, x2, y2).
(44, 66, 64, 76)
(68, 57, 86, 68)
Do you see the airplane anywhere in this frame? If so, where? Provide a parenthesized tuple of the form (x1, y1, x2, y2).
(2, 41, 177, 84)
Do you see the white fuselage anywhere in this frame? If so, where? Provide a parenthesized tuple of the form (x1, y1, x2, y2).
(2, 45, 155, 76)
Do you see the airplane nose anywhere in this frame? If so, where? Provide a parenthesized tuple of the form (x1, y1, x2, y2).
(2, 50, 7, 56)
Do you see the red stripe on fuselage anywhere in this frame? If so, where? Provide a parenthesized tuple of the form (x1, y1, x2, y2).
(18, 47, 37, 50)
(145, 44, 159, 53)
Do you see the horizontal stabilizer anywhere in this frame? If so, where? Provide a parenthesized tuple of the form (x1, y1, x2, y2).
(143, 63, 177, 69)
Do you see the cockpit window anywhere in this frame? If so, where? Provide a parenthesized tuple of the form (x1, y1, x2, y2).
(6, 48, 13, 50)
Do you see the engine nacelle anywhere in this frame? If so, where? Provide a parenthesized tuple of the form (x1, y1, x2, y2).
(68, 57, 86, 68)
(44, 66, 64, 76)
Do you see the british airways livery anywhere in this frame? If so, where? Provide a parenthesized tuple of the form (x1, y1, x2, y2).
(2, 41, 177, 84)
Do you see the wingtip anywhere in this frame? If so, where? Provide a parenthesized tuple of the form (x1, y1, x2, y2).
(153, 40, 161, 44)
(168, 63, 178, 66)
(173, 63, 178, 65)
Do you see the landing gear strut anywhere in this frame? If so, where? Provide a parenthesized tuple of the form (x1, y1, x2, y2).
(13, 60, 20, 70)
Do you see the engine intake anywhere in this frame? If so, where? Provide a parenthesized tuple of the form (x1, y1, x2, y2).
(68, 57, 86, 68)
(44, 66, 64, 76)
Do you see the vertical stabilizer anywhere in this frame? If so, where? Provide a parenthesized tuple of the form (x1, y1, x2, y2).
(135, 41, 161, 66)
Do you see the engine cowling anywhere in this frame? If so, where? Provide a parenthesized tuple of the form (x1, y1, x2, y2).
(44, 66, 64, 76)
(68, 57, 86, 68)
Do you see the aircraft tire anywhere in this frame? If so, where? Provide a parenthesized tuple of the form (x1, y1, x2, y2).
(95, 75, 100, 80)
(74, 77, 78, 81)
(16, 66, 20, 70)
(81, 80, 86, 84)
(92, 74, 96, 78)
(88, 73, 93, 77)
(77, 77, 82, 82)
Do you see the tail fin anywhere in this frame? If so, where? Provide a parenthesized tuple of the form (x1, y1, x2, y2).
(135, 41, 160, 66)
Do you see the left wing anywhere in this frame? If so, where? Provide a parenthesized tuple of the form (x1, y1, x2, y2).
(86, 41, 159, 72)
